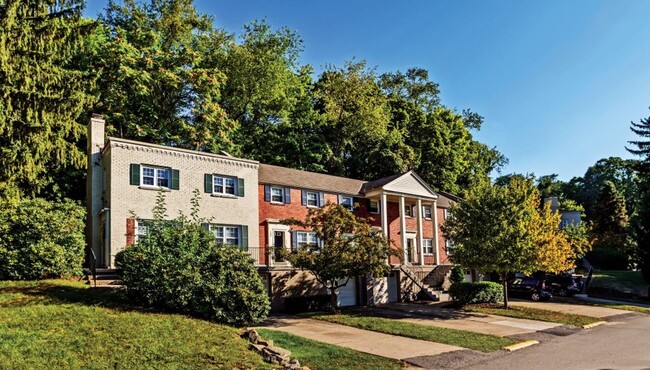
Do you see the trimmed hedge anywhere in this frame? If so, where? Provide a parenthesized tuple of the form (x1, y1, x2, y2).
(448, 281, 504, 306)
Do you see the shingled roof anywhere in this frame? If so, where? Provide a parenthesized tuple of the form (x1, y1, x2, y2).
(259, 164, 366, 195)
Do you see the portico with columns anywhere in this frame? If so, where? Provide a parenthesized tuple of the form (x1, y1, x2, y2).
(361, 171, 446, 268)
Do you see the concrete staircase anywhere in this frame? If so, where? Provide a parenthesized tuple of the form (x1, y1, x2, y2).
(86, 268, 123, 287)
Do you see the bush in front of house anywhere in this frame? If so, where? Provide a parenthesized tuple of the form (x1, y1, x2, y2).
(115, 214, 270, 326)
(448, 281, 504, 306)
(449, 265, 466, 285)
(0, 198, 85, 280)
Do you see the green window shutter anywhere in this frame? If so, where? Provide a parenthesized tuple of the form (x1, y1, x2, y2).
(241, 225, 248, 251)
(129, 164, 140, 186)
(237, 177, 245, 197)
(204, 174, 213, 193)
(171, 169, 180, 190)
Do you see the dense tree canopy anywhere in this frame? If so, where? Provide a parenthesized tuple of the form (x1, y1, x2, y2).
(0, 0, 97, 200)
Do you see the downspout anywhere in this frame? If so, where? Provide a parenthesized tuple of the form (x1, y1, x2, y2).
(98, 208, 110, 268)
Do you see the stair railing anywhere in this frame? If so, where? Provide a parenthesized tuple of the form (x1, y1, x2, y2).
(87, 248, 97, 287)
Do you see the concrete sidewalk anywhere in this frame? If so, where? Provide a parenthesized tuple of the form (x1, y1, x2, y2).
(508, 300, 632, 318)
(369, 303, 561, 337)
(257, 315, 464, 361)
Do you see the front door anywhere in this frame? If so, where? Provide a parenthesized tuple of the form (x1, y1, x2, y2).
(406, 238, 416, 263)
(273, 231, 284, 262)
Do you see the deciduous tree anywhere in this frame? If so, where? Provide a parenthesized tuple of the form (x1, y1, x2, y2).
(442, 177, 575, 308)
(281, 202, 395, 313)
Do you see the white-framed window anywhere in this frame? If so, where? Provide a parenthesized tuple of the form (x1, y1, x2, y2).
(445, 239, 454, 255)
(141, 166, 170, 188)
(213, 175, 236, 195)
(271, 186, 284, 203)
(369, 200, 379, 214)
(423, 238, 434, 254)
(444, 208, 450, 220)
(423, 206, 432, 219)
(296, 231, 318, 249)
(211, 225, 240, 246)
(340, 195, 354, 211)
(306, 191, 318, 207)
(135, 219, 153, 240)
(404, 204, 414, 217)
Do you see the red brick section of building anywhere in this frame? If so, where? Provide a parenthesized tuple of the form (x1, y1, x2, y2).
(258, 163, 456, 266)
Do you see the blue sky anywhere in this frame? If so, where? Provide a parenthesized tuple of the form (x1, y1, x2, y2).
(85, 1, 650, 180)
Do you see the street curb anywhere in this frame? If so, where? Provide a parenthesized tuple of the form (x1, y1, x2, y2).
(503, 340, 539, 351)
(582, 321, 607, 329)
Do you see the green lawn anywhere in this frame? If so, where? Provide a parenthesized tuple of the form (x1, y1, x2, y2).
(310, 313, 516, 352)
(0, 280, 271, 369)
(257, 329, 403, 370)
(464, 304, 601, 327)
(590, 270, 648, 298)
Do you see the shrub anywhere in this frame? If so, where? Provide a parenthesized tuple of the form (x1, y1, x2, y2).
(448, 281, 504, 306)
(115, 201, 270, 326)
(586, 248, 629, 270)
(449, 265, 466, 285)
(0, 198, 85, 280)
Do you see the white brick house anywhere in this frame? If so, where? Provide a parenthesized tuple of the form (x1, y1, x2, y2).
(86, 115, 260, 268)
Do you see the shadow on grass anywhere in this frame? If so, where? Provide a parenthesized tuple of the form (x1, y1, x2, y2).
(0, 282, 144, 312)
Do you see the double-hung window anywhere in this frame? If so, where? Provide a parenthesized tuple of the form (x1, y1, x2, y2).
(423, 238, 434, 254)
(271, 187, 284, 203)
(213, 175, 236, 195)
(340, 195, 354, 211)
(211, 225, 240, 246)
(445, 239, 454, 255)
(404, 204, 414, 217)
(296, 231, 318, 249)
(136, 219, 153, 241)
(423, 206, 432, 219)
(369, 200, 379, 214)
(306, 191, 318, 207)
(142, 166, 170, 189)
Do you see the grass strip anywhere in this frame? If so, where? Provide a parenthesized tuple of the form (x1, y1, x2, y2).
(464, 304, 601, 327)
(257, 328, 403, 370)
(310, 313, 516, 352)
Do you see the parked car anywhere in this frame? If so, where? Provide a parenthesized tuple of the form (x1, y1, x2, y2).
(545, 274, 581, 297)
(507, 277, 552, 301)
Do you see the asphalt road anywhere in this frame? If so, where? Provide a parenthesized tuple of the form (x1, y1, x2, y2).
(462, 313, 650, 370)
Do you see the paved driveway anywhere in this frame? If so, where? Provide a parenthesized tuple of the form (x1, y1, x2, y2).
(371, 303, 561, 337)
(257, 315, 464, 360)
(508, 299, 632, 318)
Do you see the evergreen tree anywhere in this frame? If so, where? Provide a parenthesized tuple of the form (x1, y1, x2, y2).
(627, 111, 650, 280)
(590, 181, 629, 253)
(0, 0, 96, 200)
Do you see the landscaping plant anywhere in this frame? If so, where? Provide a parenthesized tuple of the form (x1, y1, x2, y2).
(0, 198, 85, 280)
(448, 281, 504, 306)
(115, 191, 270, 326)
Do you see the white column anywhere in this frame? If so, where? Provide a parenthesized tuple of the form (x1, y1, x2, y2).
(417, 198, 424, 266)
(433, 200, 440, 265)
(399, 195, 407, 264)
(380, 193, 388, 236)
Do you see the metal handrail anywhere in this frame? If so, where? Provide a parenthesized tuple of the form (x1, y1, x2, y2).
(87, 248, 97, 287)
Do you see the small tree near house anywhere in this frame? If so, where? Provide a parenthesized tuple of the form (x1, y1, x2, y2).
(281, 202, 395, 313)
(442, 177, 576, 308)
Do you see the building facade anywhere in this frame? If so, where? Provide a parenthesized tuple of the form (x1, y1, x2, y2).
(87, 116, 456, 311)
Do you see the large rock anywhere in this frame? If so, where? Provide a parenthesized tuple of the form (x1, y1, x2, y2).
(241, 329, 260, 344)
(262, 346, 291, 365)
(284, 359, 301, 369)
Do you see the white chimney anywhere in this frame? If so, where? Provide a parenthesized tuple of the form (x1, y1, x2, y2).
(86, 114, 105, 265)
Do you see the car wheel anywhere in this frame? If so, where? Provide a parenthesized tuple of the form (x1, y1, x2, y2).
(531, 292, 541, 301)
(558, 289, 568, 297)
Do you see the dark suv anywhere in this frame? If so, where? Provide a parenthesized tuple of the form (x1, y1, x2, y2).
(545, 274, 581, 297)
(507, 277, 552, 301)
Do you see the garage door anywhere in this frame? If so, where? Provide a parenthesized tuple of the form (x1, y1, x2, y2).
(337, 279, 357, 307)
